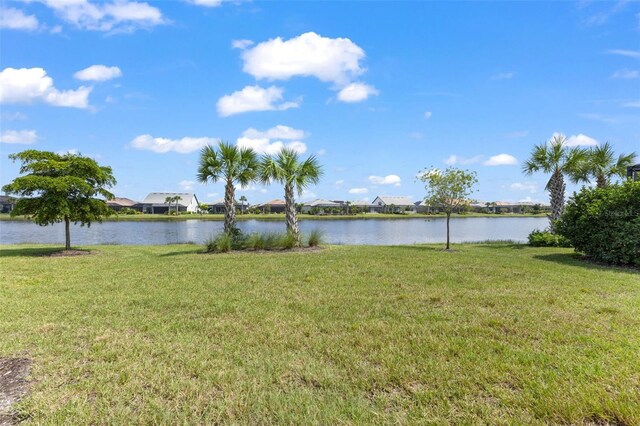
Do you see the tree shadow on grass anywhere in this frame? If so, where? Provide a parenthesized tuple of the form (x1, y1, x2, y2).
(0, 247, 89, 257)
(533, 253, 640, 275)
(158, 247, 204, 257)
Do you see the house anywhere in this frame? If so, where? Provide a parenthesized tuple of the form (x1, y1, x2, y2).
(106, 197, 139, 212)
(302, 199, 343, 214)
(0, 195, 16, 213)
(207, 198, 249, 214)
(257, 199, 286, 214)
(348, 200, 370, 214)
(371, 196, 416, 213)
(139, 192, 200, 214)
(628, 164, 640, 181)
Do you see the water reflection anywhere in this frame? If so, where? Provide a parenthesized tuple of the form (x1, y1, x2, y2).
(0, 217, 548, 246)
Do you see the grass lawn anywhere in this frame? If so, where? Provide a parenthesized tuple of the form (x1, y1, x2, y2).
(0, 212, 549, 222)
(1, 243, 638, 424)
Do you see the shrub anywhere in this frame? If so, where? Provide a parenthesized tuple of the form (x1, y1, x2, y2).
(307, 229, 323, 247)
(528, 229, 571, 247)
(206, 232, 232, 253)
(278, 232, 298, 249)
(556, 180, 640, 267)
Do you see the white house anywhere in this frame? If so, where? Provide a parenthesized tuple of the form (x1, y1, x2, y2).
(371, 196, 416, 213)
(140, 192, 200, 214)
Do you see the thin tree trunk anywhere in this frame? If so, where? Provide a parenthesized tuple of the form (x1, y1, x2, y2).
(64, 216, 71, 250)
(596, 174, 607, 189)
(284, 182, 300, 244)
(548, 170, 565, 233)
(446, 212, 450, 250)
(224, 179, 236, 234)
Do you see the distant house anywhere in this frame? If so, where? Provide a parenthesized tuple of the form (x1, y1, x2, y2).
(302, 199, 343, 214)
(349, 200, 370, 213)
(628, 164, 640, 181)
(140, 192, 199, 214)
(371, 196, 416, 213)
(257, 199, 286, 214)
(0, 195, 16, 213)
(207, 198, 248, 214)
(106, 197, 139, 212)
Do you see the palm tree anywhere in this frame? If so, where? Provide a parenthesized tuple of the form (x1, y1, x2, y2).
(197, 142, 259, 234)
(164, 195, 180, 215)
(522, 135, 588, 231)
(239, 195, 247, 215)
(580, 142, 636, 188)
(259, 148, 323, 243)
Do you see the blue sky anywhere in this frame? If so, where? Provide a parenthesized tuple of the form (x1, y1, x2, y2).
(1, 0, 639, 205)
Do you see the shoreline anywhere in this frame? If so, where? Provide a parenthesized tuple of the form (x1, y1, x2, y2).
(0, 212, 549, 222)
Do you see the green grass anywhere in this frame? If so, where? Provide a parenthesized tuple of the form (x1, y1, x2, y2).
(1, 243, 638, 424)
(0, 212, 549, 222)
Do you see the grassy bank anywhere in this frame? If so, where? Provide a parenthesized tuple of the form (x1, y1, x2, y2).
(1, 244, 638, 424)
(0, 212, 548, 222)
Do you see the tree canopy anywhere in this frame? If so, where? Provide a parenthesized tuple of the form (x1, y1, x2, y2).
(2, 150, 116, 250)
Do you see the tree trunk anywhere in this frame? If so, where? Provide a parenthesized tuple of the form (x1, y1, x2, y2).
(284, 182, 300, 244)
(64, 216, 71, 250)
(224, 179, 236, 234)
(446, 212, 451, 250)
(548, 170, 565, 233)
(596, 174, 607, 189)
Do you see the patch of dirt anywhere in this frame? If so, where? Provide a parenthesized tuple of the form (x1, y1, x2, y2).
(0, 357, 31, 426)
(48, 249, 92, 257)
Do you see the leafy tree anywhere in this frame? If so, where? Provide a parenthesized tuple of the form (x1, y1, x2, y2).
(418, 167, 478, 250)
(259, 148, 323, 244)
(2, 150, 116, 250)
(197, 142, 259, 234)
(198, 203, 209, 214)
(522, 135, 588, 232)
(579, 142, 636, 188)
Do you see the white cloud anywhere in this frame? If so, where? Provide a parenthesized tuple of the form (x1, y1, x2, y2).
(491, 72, 514, 80)
(237, 125, 308, 155)
(237, 185, 267, 193)
(0, 67, 92, 109)
(408, 131, 423, 139)
(337, 82, 378, 103)
(207, 192, 218, 198)
(232, 39, 254, 50)
(623, 101, 640, 108)
(606, 49, 640, 58)
(565, 133, 598, 147)
(241, 32, 366, 85)
(509, 182, 537, 193)
(216, 85, 300, 117)
(179, 180, 195, 190)
(0, 129, 37, 144)
(74, 65, 122, 82)
(34, 0, 165, 32)
(368, 175, 401, 185)
(483, 154, 518, 166)
(187, 0, 223, 7)
(611, 69, 639, 79)
(444, 155, 482, 166)
(0, 112, 27, 121)
(0, 7, 39, 31)
(335, 179, 344, 186)
(316, 148, 326, 156)
(348, 187, 368, 194)
(130, 134, 217, 154)
(424, 111, 432, 120)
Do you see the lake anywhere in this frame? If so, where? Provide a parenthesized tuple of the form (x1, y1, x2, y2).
(0, 217, 548, 246)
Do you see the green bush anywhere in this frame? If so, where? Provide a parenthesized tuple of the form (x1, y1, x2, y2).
(278, 232, 298, 249)
(556, 180, 640, 267)
(528, 229, 571, 247)
(206, 233, 233, 253)
(307, 229, 323, 247)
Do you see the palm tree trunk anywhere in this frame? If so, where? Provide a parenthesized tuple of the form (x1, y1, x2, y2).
(284, 182, 300, 244)
(596, 174, 607, 189)
(64, 215, 71, 250)
(548, 170, 565, 232)
(224, 179, 236, 234)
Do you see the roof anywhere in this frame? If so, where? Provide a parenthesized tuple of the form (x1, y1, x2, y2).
(106, 197, 138, 207)
(0, 195, 16, 203)
(350, 200, 370, 207)
(259, 199, 286, 206)
(141, 192, 197, 206)
(304, 199, 341, 207)
(373, 196, 414, 206)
